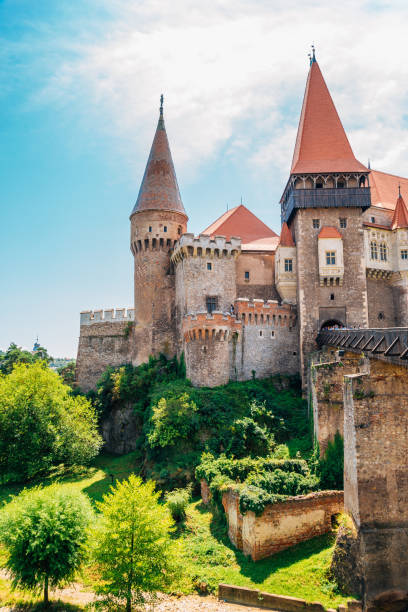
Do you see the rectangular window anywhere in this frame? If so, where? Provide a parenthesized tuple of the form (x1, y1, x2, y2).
(206, 296, 218, 313)
(312, 219, 320, 229)
(339, 218, 347, 228)
(259, 330, 263, 337)
(326, 251, 336, 265)
(149, 226, 152, 232)
(164, 226, 167, 232)
(370, 217, 375, 224)
(244, 271, 250, 280)
(207, 262, 212, 270)
(401, 250, 408, 260)
(284, 259, 293, 272)
(271, 330, 275, 338)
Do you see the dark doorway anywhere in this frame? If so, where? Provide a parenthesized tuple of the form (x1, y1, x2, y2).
(320, 319, 344, 330)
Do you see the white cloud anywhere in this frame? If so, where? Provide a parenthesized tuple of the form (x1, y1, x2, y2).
(22, 0, 408, 179)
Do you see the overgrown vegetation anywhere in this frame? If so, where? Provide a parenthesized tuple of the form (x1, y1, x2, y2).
(88, 355, 309, 489)
(196, 453, 320, 515)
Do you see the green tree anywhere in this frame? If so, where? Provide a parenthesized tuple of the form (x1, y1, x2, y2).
(93, 474, 178, 611)
(0, 342, 34, 374)
(57, 360, 76, 387)
(147, 392, 198, 448)
(0, 361, 102, 483)
(0, 484, 93, 606)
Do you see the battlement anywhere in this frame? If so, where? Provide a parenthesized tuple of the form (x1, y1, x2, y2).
(80, 308, 135, 326)
(172, 233, 241, 264)
(183, 311, 241, 342)
(234, 298, 296, 327)
(131, 237, 179, 255)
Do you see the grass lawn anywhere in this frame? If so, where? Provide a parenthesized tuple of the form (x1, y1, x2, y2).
(0, 452, 352, 609)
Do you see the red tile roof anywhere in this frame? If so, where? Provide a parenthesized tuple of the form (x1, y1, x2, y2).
(291, 61, 366, 175)
(318, 226, 342, 239)
(369, 169, 408, 211)
(131, 106, 187, 218)
(391, 195, 408, 229)
(203, 204, 278, 251)
(279, 222, 295, 247)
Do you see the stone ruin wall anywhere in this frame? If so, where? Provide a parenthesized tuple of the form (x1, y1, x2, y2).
(343, 359, 408, 611)
(75, 308, 134, 392)
(219, 488, 343, 561)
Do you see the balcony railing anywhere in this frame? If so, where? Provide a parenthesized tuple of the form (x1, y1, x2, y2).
(281, 187, 371, 223)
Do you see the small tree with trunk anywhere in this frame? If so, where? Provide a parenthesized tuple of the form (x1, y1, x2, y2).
(93, 474, 178, 611)
(0, 484, 93, 606)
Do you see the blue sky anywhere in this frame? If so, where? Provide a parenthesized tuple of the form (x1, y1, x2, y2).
(1, 0, 408, 357)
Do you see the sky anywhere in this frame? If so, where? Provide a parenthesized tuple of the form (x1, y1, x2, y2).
(1, 0, 408, 357)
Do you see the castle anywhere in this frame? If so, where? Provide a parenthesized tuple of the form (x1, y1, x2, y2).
(76, 51, 408, 391)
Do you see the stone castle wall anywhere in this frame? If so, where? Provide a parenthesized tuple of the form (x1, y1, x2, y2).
(234, 299, 299, 380)
(221, 488, 343, 561)
(75, 308, 134, 392)
(366, 277, 397, 327)
(236, 251, 279, 300)
(292, 207, 369, 381)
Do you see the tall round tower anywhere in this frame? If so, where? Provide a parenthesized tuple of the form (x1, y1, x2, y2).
(130, 96, 188, 364)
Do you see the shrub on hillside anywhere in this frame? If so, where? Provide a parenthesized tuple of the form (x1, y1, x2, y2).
(0, 484, 93, 606)
(165, 485, 192, 522)
(226, 416, 273, 458)
(147, 393, 198, 448)
(0, 362, 102, 483)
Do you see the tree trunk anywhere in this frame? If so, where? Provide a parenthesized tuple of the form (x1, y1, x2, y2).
(126, 595, 131, 612)
(44, 574, 49, 606)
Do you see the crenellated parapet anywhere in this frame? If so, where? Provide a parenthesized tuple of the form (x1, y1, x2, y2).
(80, 308, 135, 326)
(182, 311, 241, 343)
(234, 298, 296, 328)
(171, 233, 241, 264)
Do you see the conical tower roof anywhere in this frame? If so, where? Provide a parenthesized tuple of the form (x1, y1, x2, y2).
(279, 222, 295, 247)
(391, 190, 408, 229)
(130, 96, 187, 218)
(291, 56, 367, 175)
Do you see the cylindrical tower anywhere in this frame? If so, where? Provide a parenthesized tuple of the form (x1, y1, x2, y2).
(130, 97, 188, 364)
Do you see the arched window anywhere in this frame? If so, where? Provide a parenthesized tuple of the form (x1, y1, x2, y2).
(370, 241, 378, 260)
(380, 242, 387, 261)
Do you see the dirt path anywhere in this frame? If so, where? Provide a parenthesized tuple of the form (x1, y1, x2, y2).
(0, 571, 267, 611)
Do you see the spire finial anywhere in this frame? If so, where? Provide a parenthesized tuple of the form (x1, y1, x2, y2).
(160, 94, 164, 117)
(368, 158, 371, 169)
(399, 183, 401, 198)
(309, 43, 316, 66)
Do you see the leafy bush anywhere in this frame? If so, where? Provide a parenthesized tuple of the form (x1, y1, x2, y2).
(226, 416, 273, 458)
(238, 485, 286, 516)
(147, 393, 198, 448)
(245, 469, 319, 496)
(317, 432, 344, 490)
(165, 485, 192, 522)
(0, 484, 93, 605)
(0, 362, 102, 483)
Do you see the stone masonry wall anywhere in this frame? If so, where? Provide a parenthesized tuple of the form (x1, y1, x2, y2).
(76, 311, 133, 392)
(236, 251, 279, 300)
(343, 359, 408, 611)
(235, 299, 299, 380)
(293, 207, 369, 382)
(366, 277, 397, 328)
(221, 489, 344, 561)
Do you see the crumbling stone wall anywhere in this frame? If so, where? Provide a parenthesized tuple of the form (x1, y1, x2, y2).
(221, 489, 343, 561)
(343, 360, 408, 612)
(310, 354, 365, 456)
